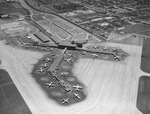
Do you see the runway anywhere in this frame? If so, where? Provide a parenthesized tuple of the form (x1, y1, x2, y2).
(0, 40, 148, 114)
(73, 43, 144, 114)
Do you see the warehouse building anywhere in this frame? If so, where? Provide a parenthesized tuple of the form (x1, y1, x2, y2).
(34, 32, 50, 43)
(58, 40, 77, 49)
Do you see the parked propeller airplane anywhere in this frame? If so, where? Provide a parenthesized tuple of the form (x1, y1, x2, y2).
(113, 55, 121, 61)
(73, 85, 83, 91)
(46, 81, 55, 88)
(60, 72, 69, 77)
(73, 93, 81, 100)
(91, 54, 99, 58)
(37, 68, 44, 73)
(43, 57, 53, 62)
(101, 46, 109, 51)
(93, 45, 99, 49)
(65, 58, 73, 64)
(42, 63, 49, 68)
(61, 98, 69, 104)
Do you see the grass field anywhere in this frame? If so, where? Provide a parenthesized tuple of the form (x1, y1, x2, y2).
(0, 21, 37, 37)
(0, 69, 31, 114)
(137, 76, 150, 114)
(141, 38, 150, 73)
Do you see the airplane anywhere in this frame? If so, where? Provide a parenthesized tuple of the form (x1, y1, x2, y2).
(93, 45, 99, 49)
(81, 51, 86, 55)
(73, 85, 83, 91)
(91, 54, 99, 58)
(45, 81, 55, 88)
(65, 58, 73, 64)
(114, 55, 121, 61)
(73, 93, 81, 100)
(60, 72, 69, 77)
(27, 36, 31, 39)
(61, 98, 69, 104)
(37, 68, 44, 73)
(41, 63, 49, 68)
(67, 53, 74, 58)
(46, 58, 54, 62)
(43, 57, 53, 62)
(120, 52, 127, 57)
(101, 46, 109, 51)
(51, 53, 55, 56)
(112, 48, 120, 52)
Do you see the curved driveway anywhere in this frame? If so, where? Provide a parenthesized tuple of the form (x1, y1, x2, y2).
(20, 0, 106, 42)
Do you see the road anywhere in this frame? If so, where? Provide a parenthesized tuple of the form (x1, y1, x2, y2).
(19, 0, 115, 55)
(19, 0, 59, 45)
(21, 0, 106, 42)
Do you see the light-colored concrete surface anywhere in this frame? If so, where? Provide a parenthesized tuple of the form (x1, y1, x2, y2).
(0, 40, 148, 114)
(73, 43, 145, 114)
